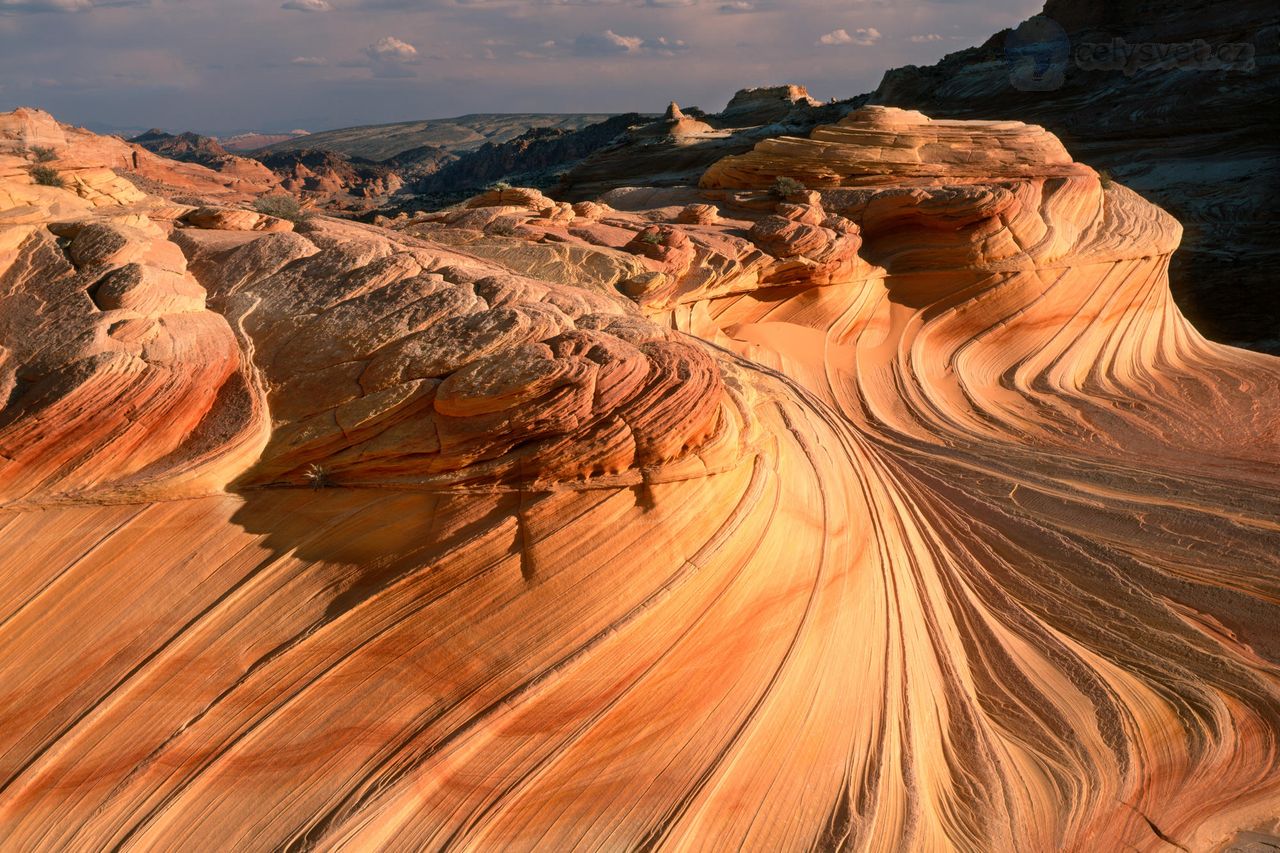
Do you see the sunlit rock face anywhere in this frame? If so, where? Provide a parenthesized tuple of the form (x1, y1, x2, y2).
(1, 106, 1278, 852)
(0, 108, 279, 204)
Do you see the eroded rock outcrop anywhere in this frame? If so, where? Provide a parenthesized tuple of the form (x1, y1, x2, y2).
(0, 108, 279, 203)
(718, 84, 823, 125)
(869, 0, 1280, 352)
(0, 107, 1277, 853)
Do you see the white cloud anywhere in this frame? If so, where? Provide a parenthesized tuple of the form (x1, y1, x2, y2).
(365, 36, 418, 61)
(648, 36, 688, 55)
(282, 0, 331, 10)
(290, 55, 327, 65)
(818, 27, 880, 46)
(718, 0, 754, 12)
(909, 33, 943, 43)
(603, 29, 643, 52)
(571, 29, 687, 56)
(360, 36, 420, 77)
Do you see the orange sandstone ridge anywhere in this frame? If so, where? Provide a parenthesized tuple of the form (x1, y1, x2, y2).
(0, 106, 1278, 851)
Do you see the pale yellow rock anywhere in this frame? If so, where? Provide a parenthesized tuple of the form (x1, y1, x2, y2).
(182, 206, 294, 232)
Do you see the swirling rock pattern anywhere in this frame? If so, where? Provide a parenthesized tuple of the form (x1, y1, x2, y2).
(868, 0, 1280, 353)
(0, 106, 1277, 852)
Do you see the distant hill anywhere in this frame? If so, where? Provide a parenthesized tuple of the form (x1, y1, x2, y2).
(221, 130, 310, 152)
(130, 128, 235, 168)
(253, 113, 615, 161)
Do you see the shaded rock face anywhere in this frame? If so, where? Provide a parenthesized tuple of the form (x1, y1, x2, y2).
(869, 0, 1280, 352)
(1, 108, 1279, 853)
(254, 112, 617, 161)
(253, 148, 409, 201)
(406, 114, 646, 206)
(380, 142, 455, 174)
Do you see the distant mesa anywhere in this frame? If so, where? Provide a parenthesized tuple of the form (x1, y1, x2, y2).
(218, 129, 310, 152)
(718, 84, 822, 125)
(254, 112, 618, 161)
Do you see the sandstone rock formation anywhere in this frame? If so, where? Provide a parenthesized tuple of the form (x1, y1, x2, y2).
(128, 129, 279, 187)
(869, 0, 1280, 353)
(718, 83, 823, 125)
(630, 102, 715, 140)
(0, 106, 1277, 852)
(0, 108, 278, 203)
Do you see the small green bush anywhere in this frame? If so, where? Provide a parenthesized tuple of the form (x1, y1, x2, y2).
(490, 180, 512, 191)
(638, 230, 665, 245)
(254, 194, 309, 223)
(30, 146, 57, 163)
(1098, 169, 1113, 189)
(771, 175, 806, 197)
(29, 165, 64, 188)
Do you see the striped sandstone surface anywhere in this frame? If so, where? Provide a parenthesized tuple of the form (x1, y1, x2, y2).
(0, 106, 1277, 851)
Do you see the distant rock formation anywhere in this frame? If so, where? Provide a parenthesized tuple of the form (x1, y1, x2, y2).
(718, 83, 823, 125)
(255, 112, 617, 161)
(556, 86, 856, 199)
(406, 114, 646, 206)
(130, 128, 279, 187)
(218, 128, 310, 152)
(629, 102, 715, 139)
(130, 129, 234, 167)
(254, 148, 407, 202)
(1, 106, 1278, 852)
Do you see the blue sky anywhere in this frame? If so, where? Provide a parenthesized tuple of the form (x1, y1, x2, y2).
(0, 0, 1041, 135)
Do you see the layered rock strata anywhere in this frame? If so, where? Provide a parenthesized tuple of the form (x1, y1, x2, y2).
(870, 0, 1280, 352)
(0, 106, 1277, 853)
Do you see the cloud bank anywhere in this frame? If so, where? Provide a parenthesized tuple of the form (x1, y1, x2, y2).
(0, 0, 1043, 133)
